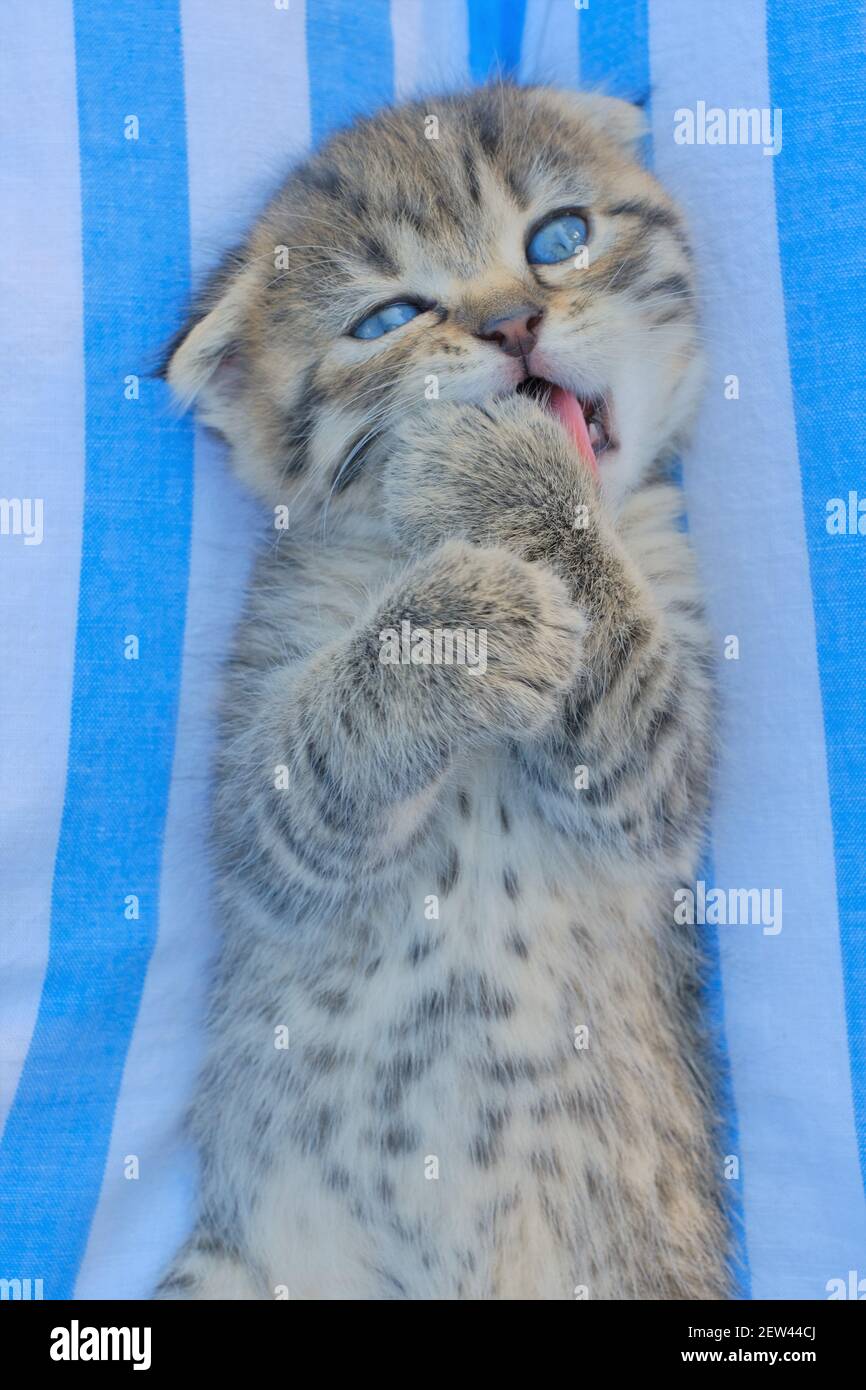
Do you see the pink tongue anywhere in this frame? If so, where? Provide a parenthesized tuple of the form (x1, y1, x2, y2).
(547, 386, 599, 477)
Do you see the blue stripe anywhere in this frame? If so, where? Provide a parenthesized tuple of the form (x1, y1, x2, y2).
(579, 6, 751, 1298)
(468, 0, 528, 82)
(767, 0, 866, 1193)
(0, 0, 194, 1298)
(306, 0, 394, 144)
(578, 0, 651, 165)
(577, 0, 650, 106)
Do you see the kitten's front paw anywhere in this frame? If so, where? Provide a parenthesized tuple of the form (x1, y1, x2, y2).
(476, 547, 586, 737)
(384, 396, 593, 551)
(385, 539, 585, 739)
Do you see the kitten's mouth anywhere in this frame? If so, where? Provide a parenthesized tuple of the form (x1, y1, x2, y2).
(515, 376, 612, 467)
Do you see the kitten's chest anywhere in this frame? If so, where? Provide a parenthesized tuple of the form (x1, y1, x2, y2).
(406, 756, 617, 980)
(362, 755, 651, 1087)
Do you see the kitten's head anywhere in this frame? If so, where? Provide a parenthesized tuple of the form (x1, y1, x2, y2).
(164, 84, 701, 518)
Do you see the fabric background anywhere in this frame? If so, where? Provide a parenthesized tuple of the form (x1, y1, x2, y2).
(1, 0, 863, 1300)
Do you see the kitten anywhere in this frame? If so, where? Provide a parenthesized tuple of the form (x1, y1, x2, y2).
(156, 83, 727, 1300)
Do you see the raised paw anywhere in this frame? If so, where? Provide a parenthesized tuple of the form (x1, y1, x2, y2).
(384, 395, 595, 553)
(376, 538, 585, 741)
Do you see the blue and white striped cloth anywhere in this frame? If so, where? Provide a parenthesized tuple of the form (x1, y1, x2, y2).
(1, 0, 863, 1301)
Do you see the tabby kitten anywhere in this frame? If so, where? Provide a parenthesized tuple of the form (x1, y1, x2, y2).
(156, 83, 727, 1300)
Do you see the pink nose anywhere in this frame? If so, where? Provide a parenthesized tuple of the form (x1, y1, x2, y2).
(477, 305, 544, 359)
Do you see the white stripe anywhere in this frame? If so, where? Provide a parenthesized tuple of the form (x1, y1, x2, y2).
(392, 0, 469, 99)
(649, 0, 866, 1297)
(519, 0, 579, 87)
(391, 0, 426, 99)
(0, 1, 84, 1133)
(77, 0, 312, 1298)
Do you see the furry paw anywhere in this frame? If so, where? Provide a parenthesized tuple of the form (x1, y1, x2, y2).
(384, 395, 595, 552)
(377, 538, 585, 740)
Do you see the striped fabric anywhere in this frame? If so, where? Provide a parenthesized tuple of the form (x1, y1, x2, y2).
(1, 0, 863, 1301)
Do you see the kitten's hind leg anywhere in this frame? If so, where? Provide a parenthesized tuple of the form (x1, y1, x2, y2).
(153, 1231, 265, 1300)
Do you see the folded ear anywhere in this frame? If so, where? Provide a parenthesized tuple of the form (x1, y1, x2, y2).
(158, 249, 258, 428)
(549, 89, 648, 154)
(579, 93, 648, 150)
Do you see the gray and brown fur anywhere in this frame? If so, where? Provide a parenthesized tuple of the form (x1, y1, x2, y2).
(155, 83, 727, 1301)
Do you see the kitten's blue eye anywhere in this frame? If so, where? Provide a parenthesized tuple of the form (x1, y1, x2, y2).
(352, 300, 423, 339)
(526, 213, 589, 265)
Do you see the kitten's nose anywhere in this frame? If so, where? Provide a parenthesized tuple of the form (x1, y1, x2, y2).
(477, 304, 544, 358)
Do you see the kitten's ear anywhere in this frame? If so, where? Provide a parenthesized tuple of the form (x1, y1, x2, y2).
(159, 250, 258, 424)
(554, 90, 648, 154)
